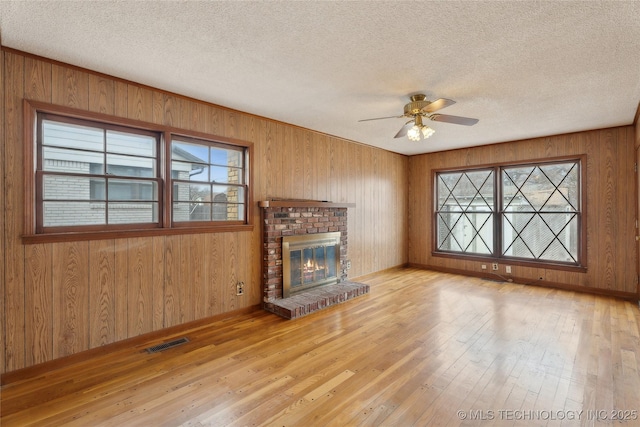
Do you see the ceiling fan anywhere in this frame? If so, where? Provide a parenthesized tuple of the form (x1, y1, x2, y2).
(359, 94, 479, 141)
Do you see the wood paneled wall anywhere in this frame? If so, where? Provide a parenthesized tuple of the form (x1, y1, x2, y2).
(0, 42, 6, 376)
(408, 127, 638, 295)
(636, 105, 640, 149)
(1, 49, 409, 374)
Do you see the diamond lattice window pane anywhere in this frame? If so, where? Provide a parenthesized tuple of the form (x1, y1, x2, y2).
(462, 212, 493, 253)
(521, 215, 555, 257)
(519, 168, 554, 211)
(451, 174, 477, 210)
(468, 170, 494, 211)
(504, 235, 536, 258)
(502, 168, 535, 212)
(540, 239, 575, 263)
(437, 213, 463, 252)
(437, 173, 461, 210)
(502, 212, 535, 257)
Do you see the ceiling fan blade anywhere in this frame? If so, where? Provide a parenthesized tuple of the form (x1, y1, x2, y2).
(394, 121, 414, 138)
(430, 114, 479, 126)
(421, 98, 455, 113)
(358, 115, 404, 122)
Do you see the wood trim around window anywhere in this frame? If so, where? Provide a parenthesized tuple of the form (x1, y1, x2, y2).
(23, 100, 254, 244)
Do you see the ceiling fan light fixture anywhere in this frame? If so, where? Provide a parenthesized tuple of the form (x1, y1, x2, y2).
(407, 125, 422, 141)
(406, 115, 435, 141)
(421, 125, 435, 139)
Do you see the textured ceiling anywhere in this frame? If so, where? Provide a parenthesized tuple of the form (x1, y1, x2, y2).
(1, 1, 640, 155)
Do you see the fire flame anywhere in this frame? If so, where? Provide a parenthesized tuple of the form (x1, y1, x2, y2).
(304, 258, 322, 273)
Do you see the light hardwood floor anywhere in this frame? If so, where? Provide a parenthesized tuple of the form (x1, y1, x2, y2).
(2, 268, 640, 426)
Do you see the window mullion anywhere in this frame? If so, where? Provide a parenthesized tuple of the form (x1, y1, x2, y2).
(495, 166, 501, 259)
(163, 131, 172, 228)
(103, 129, 109, 226)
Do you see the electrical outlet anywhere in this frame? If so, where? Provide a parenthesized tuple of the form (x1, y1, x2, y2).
(505, 266, 512, 274)
(481, 264, 487, 270)
(236, 281, 244, 296)
(346, 260, 352, 270)
(492, 263, 498, 271)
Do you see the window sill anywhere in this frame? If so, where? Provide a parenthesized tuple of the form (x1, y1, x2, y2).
(432, 251, 587, 273)
(22, 224, 254, 244)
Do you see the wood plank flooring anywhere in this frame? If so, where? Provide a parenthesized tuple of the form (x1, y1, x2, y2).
(2, 268, 640, 426)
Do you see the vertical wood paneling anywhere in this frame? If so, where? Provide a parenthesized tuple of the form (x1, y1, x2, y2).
(292, 127, 305, 199)
(613, 129, 636, 289)
(163, 93, 180, 127)
(24, 57, 51, 102)
(190, 234, 206, 320)
(178, 97, 193, 131)
(89, 240, 115, 347)
(205, 233, 223, 316)
(601, 130, 615, 289)
(179, 234, 194, 324)
(114, 81, 128, 118)
(372, 149, 380, 269)
(164, 235, 180, 327)
(241, 112, 256, 142)
(152, 236, 166, 331)
(346, 141, 359, 276)
(264, 121, 277, 197)
(313, 134, 329, 201)
(189, 102, 208, 134)
(225, 233, 238, 311)
(51, 64, 89, 108)
(303, 131, 314, 197)
(240, 229, 259, 302)
(152, 91, 164, 125)
(329, 138, 340, 202)
(2, 50, 410, 374)
(205, 104, 224, 136)
(88, 75, 115, 115)
(280, 126, 293, 198)
(359, 145, 372, 274)
(0, 45, 5, 374)
(25, 244, 52, 365)
(126, 238, 154, 336)
(398, 155, 410, 265)
(113, 240, 129, 341)
(127, 84, 154, 122)
(224, 111, 239, 139)
(4, 52, 26, 371)
(52, 241, 89, 358)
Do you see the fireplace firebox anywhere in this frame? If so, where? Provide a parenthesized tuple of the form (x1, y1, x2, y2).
(282, 232, 341, 298)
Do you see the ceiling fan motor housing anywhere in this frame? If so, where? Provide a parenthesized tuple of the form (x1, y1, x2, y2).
(404, 94, 431, 116)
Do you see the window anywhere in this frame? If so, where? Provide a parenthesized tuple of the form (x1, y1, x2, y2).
(38, 115, 160, 232)
(435, 158, 583, 267)
(171, 137, 247, 225)
(436, 169, 495, 255)
(27, 102, 252, 240)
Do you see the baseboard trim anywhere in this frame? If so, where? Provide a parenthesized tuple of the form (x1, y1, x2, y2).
(409, 263, 638, 301)
(350, 264, 409, 282)
(1, 305, 261, 385)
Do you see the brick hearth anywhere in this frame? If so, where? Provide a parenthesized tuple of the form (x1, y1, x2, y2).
(260, 200, 369, 319)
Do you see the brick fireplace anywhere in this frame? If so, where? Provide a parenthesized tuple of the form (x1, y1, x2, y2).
(260, 200, 369, 319)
